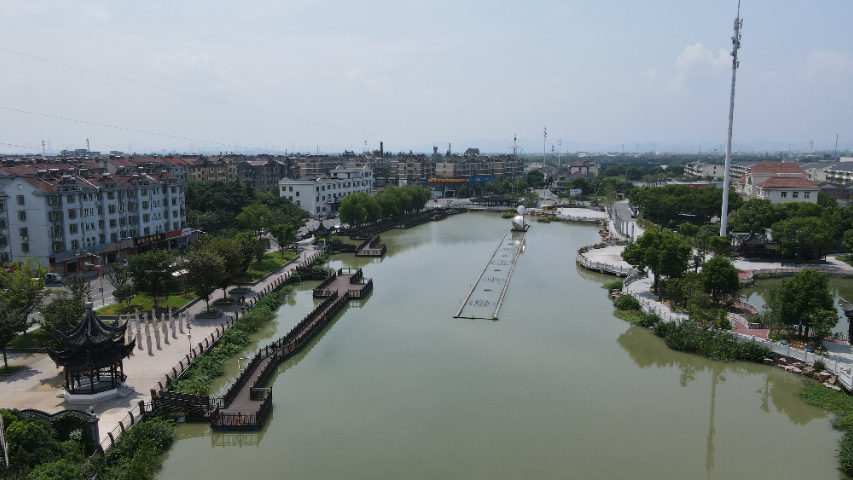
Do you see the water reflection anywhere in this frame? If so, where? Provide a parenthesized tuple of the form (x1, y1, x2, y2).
(617, 324, 826, 426)
(173, 414, 271, 448)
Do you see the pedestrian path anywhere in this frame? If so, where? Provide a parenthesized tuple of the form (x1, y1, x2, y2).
(0, 242, 324, 446)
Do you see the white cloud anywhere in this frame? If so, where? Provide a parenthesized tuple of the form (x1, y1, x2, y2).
(798, 50, 853, 82)
(671, 43, 729, 90)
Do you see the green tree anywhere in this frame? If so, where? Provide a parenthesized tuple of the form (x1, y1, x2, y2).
(810, 309, 839, 352)
(698, 256, 740, 302)
(844, 228, 853, 253)
(457, 184, 469, 198)
(817, 191, 839, 209)
(205, 237, 245, 299)
(63, 273, 91, 302)
(105, 264, 135, 305)
(622, 229, 692, 299)
(0, 259, 48, 319)
(126, 250, 177, 308)
(185, 249, 225, 311)
(269, 223, 297, 257)
(236, 204, 272, 239)
(0, 302, 27, 368)
(708, 236, 731, 257)
(776, 269, 835, 336)
(568, 178, 592, 196)
(603, 183, 617, 215)
(27, 458, 84, 480)
(771, 216, 834, 260)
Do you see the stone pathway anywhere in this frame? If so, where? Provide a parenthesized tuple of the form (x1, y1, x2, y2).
(0, 240, 323, 446)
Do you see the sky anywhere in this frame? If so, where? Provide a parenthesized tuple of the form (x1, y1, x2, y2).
(0, 0, 851, 155)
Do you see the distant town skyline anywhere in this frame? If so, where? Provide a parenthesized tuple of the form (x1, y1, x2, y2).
(0, 0, 850, 155)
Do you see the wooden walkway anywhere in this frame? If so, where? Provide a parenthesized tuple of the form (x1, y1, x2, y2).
(210, 268, 373, 429)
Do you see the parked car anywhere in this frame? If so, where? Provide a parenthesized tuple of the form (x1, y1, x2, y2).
(45, 273, 63, 284)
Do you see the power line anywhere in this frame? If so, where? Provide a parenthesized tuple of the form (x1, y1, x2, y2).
(0, 45, 424, 143)
(0, 106, 252, 150)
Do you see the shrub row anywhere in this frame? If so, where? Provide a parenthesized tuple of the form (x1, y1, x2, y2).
(168, 289, 285, 395)
(655, 321, 772, 363)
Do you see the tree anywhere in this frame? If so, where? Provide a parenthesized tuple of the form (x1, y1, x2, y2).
(569, 178, 592, 196)
(185, 248, 226, 311)
(236, 204, 272, 239)
(810, 309, 839, 352)
(269, 223, 297, 257)
(457, 184, 469, 198)
(698, 256, 740, 302)
(526, 170, 545, 188)
(776, 269, 835, 336)
(0, 259, 48, 319)
(37, 292, 88, 350)
(817, 191, 838, 209)
(205, 237, 245, 299)
(63, 273, 91, 302)
(603, 183, 617, 215)
(844, 228, 853, 253)
(106, 264, 136, 305)
(126, 250, 178, 308)
(708, 236, 731, 257)
(771, 216, 834, 260)
(622, 229, 692, 299)
(0, 302, 27, 368)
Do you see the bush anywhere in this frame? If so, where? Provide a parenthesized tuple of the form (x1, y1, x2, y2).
(27, 458, 84, 480)
(638, 314, 661, 328)
(614, 295, 640, 311)
(501, 210, 516, 219)
(100, 415, 175, 480)
(661, 322, 773, 362)
(814, 359, 827, 371)
(603, 280, 623, 291)
(654, 321, 673, 338)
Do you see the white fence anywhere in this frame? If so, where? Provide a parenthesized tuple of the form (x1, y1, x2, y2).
(622, 273, 853, 390)
(575, 252, 638, 277)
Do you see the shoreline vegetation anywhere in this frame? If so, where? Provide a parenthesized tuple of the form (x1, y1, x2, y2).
(606, 280, 853, 475)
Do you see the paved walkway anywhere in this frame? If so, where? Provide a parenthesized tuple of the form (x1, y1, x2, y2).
(0, 240, 323, 445)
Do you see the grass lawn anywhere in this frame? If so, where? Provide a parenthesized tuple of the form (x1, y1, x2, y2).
(9, 328, 47, 348)
(0, 365, 25, 375)
(839, 254, 853, 267)
(242, 251, 293, 281)
(96, 292, 196, 316)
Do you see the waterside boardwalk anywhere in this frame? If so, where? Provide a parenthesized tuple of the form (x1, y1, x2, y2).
(455, 233, 526, 320)
(152, 267, 373, 430)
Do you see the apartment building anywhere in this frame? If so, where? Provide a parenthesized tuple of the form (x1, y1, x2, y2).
(185, 156, 233, 182)
(237, 159, 289, 193)
(389, 155, 435, 184)
(435, 155, 522, 180)
(279, 166, 373, 219)
(0, 167, 189, 273)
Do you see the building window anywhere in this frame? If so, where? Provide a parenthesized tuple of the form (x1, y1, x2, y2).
(68, 209, 77, 219)
(781, 192, 787, 198)
(99, 220, 105, 229)
(70, 224, 78, 234)
(107, 192, 115, 199)
(18, 211, 26, 221)
(143, 214, 150, 222)
(793, 192, 799, 198)
(111, 233, 119, 242)
(21, 243, 28, 253)
(99, 234, 105, 244)
(19, 227, 27, 237)
(804, 192, 811, 199)
(0, 202, 5, 212)
(16, 195, 24, 205)
(67, 195, 75, 203)
(71, 240, 79, 249)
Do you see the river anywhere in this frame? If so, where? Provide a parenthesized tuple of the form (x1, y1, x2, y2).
(159, 212, 844, 479)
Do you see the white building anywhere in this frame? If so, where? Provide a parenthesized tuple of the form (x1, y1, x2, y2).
(279, 165, 373, 218)
(735, 162, 818, 204)
(0, 168, 189, 274)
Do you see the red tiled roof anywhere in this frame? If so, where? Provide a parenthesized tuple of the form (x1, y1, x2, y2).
(748, 162, 805, 175)
(756, 177, 818, 189)
(19, 176, 58, 192)
(737, 176, 747, 183)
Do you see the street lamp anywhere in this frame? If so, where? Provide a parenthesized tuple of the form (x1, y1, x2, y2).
(186, 321, 193, 356)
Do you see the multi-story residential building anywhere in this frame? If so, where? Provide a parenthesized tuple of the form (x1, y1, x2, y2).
(389, 155, 435, 184)
(185, 156, 233, 182)
(291, 155, 342, 179)
(435, 155, 522, 180)
(568, 161, 599, 178)
(279, 166, 373, 219)
(684, 162, 722, 178)
(823, 163, 853, 186)
(735, 162, 818, 204)
(0, 167, 189, 273)
(237, 158, 288, 193)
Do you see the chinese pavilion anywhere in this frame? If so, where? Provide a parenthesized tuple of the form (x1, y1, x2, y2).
(48, 302, 136, 403)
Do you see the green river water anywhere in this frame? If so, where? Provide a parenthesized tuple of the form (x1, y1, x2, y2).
(158, 212, 845, 479)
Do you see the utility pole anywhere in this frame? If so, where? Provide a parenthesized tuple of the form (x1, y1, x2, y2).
(543, 127, 547, 166)
(835, 134, 839, 161)
(86, 139, 90, 153)
(719, 1, 743, 236)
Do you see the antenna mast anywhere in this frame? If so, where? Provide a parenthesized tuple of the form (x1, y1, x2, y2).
(719, 1, 743, 236)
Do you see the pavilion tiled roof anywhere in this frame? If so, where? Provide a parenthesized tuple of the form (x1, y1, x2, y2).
(47, 304, 135, 371)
